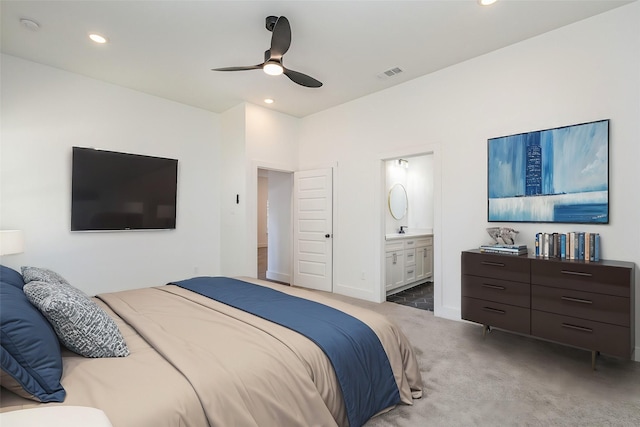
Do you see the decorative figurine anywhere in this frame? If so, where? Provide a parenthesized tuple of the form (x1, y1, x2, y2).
(486, 227, 519, 245)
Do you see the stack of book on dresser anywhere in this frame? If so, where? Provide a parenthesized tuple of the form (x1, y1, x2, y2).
(535, 232, 600, 261)
(479, 244, 528, 256)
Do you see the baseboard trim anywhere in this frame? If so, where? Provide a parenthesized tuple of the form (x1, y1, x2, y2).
(435, 305, 461, 322)
(334, 282, 380, 303)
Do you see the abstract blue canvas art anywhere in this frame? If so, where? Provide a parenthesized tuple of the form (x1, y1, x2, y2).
(488, 119, 609, 223)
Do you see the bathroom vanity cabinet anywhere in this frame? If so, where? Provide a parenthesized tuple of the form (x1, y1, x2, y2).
(385, 235, 433, 294)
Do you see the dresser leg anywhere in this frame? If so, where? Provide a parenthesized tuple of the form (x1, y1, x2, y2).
(482, 324, 491, 337)
(591, 350, 599, 370)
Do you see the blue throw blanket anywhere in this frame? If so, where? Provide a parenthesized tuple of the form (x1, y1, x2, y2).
(171, 277, 400, 427)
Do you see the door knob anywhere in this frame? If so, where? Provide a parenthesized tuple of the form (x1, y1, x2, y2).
(325, 234, 331, 238)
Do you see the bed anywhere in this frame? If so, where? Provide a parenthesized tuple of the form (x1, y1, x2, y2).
(0, 267, 422, 427)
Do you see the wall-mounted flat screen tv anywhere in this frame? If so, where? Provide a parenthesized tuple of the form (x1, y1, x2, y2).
(487, 119, 609, 224)
(71, 147, 178, 231)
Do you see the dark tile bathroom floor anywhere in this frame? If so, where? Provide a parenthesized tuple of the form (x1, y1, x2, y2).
(387, 281, 434, 311)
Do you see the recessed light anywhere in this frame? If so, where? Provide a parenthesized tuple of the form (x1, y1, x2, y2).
(20, 18, 40, 31)
(264, 98, 274, 104)
(478, 0, 497, 5)
(89, 33, 108, 44)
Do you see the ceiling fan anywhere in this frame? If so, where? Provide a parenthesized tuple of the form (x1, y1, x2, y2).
(212, 16, 322, 88)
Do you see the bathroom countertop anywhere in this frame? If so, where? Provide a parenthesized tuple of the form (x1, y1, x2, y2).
(385, 231, 433, 241)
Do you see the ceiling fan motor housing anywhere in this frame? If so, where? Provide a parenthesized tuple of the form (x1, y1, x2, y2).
(266, 16, 278, 32)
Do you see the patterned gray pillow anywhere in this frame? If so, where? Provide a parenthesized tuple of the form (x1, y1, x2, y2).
(21, 267, 129, 358)
(21, 266, 71, 287)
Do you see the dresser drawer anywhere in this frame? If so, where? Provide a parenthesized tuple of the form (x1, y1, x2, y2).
(462, 275, 530, 308)
(532, 285, 629, 327)
(405, 249, 416, 266)
(462, 297, 530, 334)
(531, 310, 630, 358)
(462, 251, 530, 283)
(531, 259, 632, 297)
(405, 265, 416, 282)
(385, 241, 404, 253)
(415, 237, 433, 247)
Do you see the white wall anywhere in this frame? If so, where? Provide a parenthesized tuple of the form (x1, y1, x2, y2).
(385, 160, 409, 234)
(244, 103, 299, 277)
(406, 155, 434, 232)
(299, 0, 640, 349)
(219, 103, 248, 277)
(257, 175, 268, 248)
(0, 54, 221, 296)
(385, 155, 434, 235)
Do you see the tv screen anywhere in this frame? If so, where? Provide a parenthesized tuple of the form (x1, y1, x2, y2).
(71, 147, 178, 231)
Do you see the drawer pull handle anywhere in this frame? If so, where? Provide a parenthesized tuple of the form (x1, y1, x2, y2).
(482, 307, 505, 315)
(560, 270, 592, 277)
(561, 296, 593, 304)
(561, 323, 593, 333)
(407, 270, 414, 274)
(481, 261, 505, 267)
(482, 284, 506, 291)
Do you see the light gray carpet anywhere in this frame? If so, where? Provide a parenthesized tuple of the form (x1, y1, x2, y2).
(324, 294, 640, 427)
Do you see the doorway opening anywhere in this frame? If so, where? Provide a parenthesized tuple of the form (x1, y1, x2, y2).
(383, 153, 435, 311)
(257, 168, 293, 285)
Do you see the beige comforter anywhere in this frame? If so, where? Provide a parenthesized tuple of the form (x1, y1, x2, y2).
(1, 279, 422, 427)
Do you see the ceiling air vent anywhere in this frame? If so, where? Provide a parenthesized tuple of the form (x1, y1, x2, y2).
(377, 67, 404, 79)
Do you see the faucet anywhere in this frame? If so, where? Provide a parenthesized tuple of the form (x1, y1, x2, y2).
(399, 226, 407, 234)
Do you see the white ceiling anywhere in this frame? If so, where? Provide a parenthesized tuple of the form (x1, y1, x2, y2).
(1, 1, 633, 118)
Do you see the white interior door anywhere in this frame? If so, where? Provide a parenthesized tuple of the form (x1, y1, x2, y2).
(293, 168, 333, 292)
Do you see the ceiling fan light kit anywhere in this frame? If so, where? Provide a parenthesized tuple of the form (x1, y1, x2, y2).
(212, 15, 322, 88)
(263, 61, 284, 76)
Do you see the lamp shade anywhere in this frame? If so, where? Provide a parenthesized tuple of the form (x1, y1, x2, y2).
(0, 230, 25, 256)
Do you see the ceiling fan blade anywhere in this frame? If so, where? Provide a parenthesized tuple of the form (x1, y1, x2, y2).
(283, 68, 323, 88)
(270, 16, 291, 59)
(211, 64, 262, 72)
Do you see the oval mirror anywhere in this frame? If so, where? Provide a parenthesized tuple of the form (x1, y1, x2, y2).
(388, 184, 408, 220)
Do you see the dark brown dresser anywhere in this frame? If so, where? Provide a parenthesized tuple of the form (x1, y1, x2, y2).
(461, 249, 635, 368)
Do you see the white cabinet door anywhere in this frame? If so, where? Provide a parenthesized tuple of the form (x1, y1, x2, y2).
(415, 237, 433, 282)
(385, 250, 405, 291)
(425, 245, 433, 278)
(415, 246, 427, 282)
(385, 252, 394, 291)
